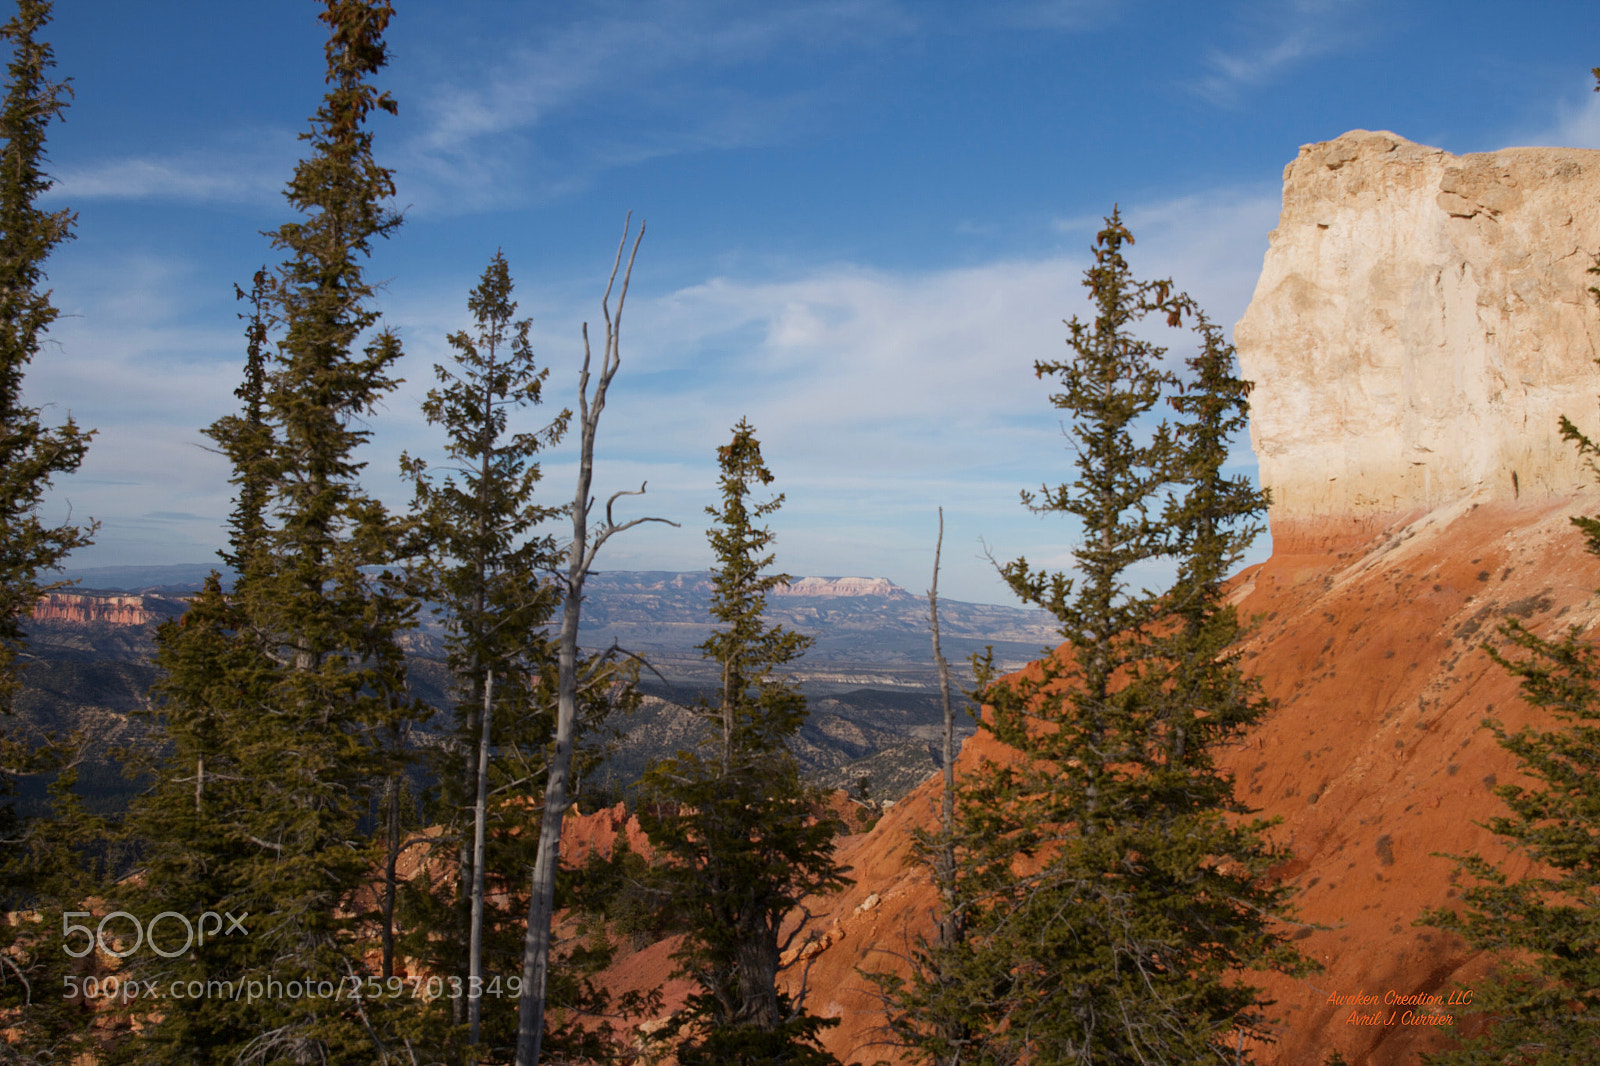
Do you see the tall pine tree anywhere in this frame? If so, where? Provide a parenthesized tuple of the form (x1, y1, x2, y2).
(892, 212, 1303, 1064)
(228, 0, 423, 1057)
(399, 249, 565, 1057)
(639, 419, 849, 1066)
(116, 3, 422, 1061)
(398, 251, 636, 1063)
(0, 0, 91, 718)
(0, 2, 96, 1058)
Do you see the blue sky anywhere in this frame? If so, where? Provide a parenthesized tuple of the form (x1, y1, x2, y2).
(24, 0, 1600, 604)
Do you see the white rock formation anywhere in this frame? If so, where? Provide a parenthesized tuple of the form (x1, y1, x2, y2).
(770, 576, 908, 598)
(1235, 129, 1600, 538)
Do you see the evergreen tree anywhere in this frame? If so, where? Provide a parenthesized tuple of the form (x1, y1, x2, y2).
(398, 251, 635, 1062)
(214, 266, 275, 576)
(115, 3, 421, 1061)
(0, 0, 92, 718)
(639, 419, 850, 1066)
(894, 212, 1302, 1064)
(110, 574, 281, 1065)
(228, 0, 423, 1057)
(400, 249, 565, 1056)
(0, 2, 96, 1058)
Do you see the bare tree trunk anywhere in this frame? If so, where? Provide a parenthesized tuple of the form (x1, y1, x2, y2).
(735, 929, 783, 1029)
(454, 685, 474, 1029)
(515, 218, 675, 1066)
(927, 507, 971, 1066)
(468, 341, 495, 1051)
(382, 770, 400, 978)
(468, 667, 493, 1053)
(929, 507, 962, 950)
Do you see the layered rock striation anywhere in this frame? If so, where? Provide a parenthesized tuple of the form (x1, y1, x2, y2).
(1237, 129, 1600, 551)
(31, 591, 184, 627)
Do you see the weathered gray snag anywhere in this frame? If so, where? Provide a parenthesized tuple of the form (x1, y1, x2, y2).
(514, 217, 676, 1066)
(928, 507, 961, 951)
(468, 665, 493, 1049)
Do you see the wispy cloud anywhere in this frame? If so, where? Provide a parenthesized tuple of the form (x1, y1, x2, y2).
(393, 0, 915, 211)
(48, 132, 299, 207)
(1192, 0, 1370, 105)
(34, 252, 249, 566)
(993, 0, 1123, 31)
(1509, 80, 1600, 149)
(48, 2, 913, 213)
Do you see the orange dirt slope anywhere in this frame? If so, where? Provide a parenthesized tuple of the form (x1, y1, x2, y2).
(591, 492, 1600, 1066)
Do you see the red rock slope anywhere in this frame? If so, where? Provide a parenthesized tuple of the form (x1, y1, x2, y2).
(662, 492, 1594, 1066)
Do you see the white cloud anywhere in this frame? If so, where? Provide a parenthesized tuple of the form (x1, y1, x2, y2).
(1509, 81, 1600, 150)
(394, 0, 915, 211)
(994, 0, 1122, 31)
(49, 132, 299, 207)
(29, 255, 243, 568)
(507, 182, 1278, 600)
(1192, 0, 1370, 105)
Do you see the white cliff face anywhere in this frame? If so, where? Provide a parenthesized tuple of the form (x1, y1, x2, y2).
(1235, 130, 1600, 538)
(770, 576, 909, 598)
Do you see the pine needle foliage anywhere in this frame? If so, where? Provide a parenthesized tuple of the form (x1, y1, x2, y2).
(398, 252, 567, 979)
(640, 419, 850, 1066)
(890, 211, 1304, 1065)
(0, 2, 98, 1057)
(111, 575, 283, 1065)
(399, 248, 567, 1057)
(0, 0, 92, 717)
(214, 267, 275, 576)
(396, 251, 639, 1062)
(119, 4, 424, 1061)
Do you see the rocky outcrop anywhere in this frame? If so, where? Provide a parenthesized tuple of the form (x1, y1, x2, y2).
(31, 591, 185, 627)
(1237, 129, 1600, 551)
(771, 576, 910, 599)
(586, 571, 913, 599)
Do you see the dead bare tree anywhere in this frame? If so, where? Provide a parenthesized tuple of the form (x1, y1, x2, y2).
(514, 216, 677, 1066)
(928, 506, 962, 951)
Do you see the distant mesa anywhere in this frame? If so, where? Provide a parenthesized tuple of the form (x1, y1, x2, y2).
(584, 571, 913, 599)
(771, 576, 910, 598)
(31, 591, 185, 627)
(32, 572, 923, 631)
